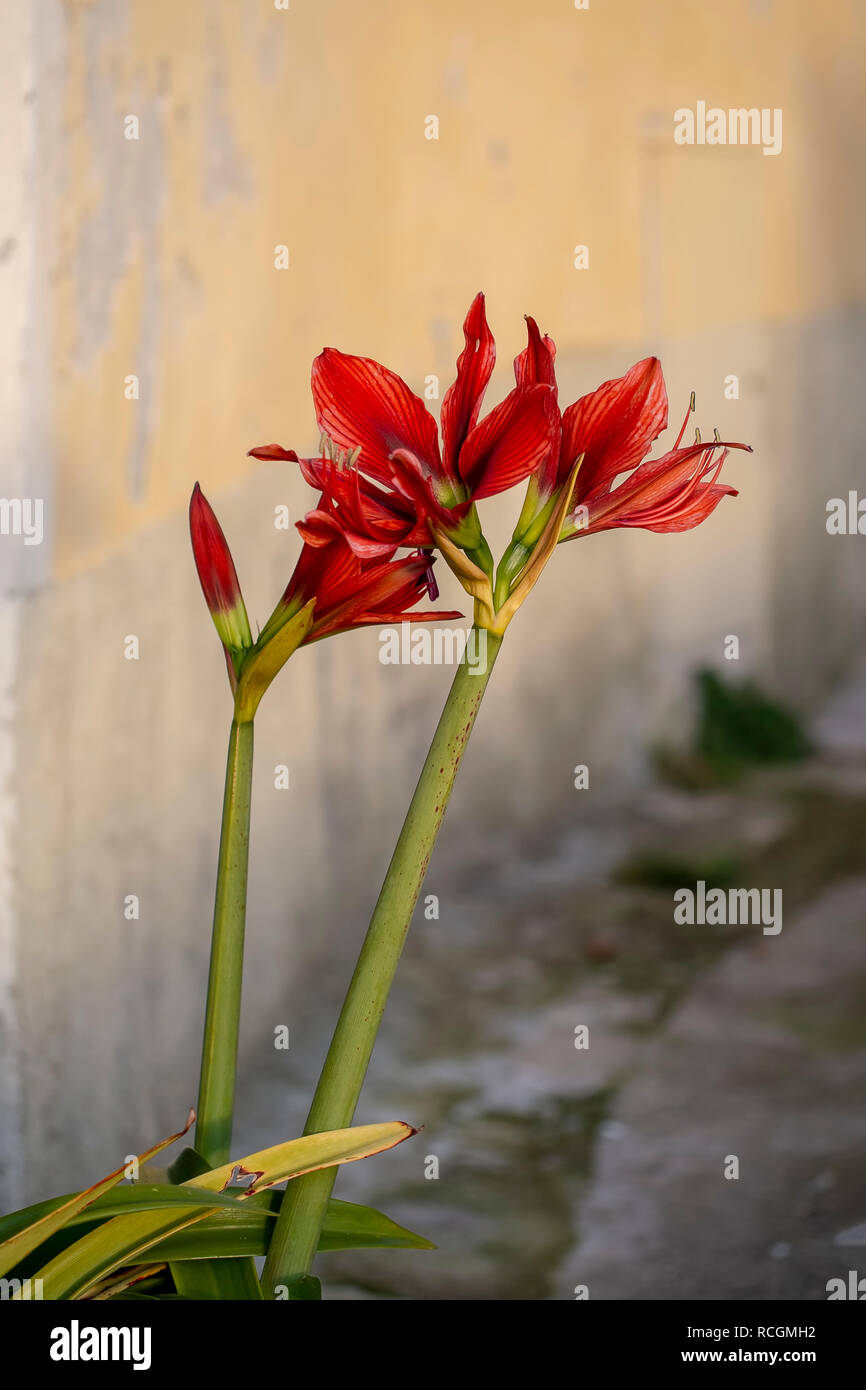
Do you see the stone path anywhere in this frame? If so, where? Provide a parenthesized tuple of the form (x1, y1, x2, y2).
(243, 666, 866, 1299)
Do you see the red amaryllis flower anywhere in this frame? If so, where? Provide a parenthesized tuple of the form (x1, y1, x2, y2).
(249, 293, 559, 555)
(514, 321, 669, 502)
(270, 497, 461, 643)
(190, 482, 253, 651)
(564, 433, 740, 538)
(511, 318, 748, 543)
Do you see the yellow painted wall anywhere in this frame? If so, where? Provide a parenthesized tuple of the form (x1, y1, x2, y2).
(51, 0, 866, 574)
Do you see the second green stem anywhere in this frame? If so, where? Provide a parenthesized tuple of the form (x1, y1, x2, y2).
(262, 626, 502, 1296)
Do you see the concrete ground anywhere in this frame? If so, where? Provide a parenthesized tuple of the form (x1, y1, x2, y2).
(240, 663, 866, 1300)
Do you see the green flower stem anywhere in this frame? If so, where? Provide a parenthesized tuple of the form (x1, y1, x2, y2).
(467, 536, 496, 580)
(494, 540, 530, 610)
(262, 627, 503, 1297)
(195, 716, 254, 1167)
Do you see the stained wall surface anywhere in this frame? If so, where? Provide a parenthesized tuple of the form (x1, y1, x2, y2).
(1, 0, 864, 1202)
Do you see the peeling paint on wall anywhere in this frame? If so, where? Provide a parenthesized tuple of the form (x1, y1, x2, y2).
(5, 0, 866, 1203)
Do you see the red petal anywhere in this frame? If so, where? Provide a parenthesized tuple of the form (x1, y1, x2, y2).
(440, 293, 496, 477)
(247, 444, 300, 461)
(635, 484, 737, 533)
(311, 348, 441, 487)
(582, 441, 743, 534)
(513, 316, 561, 493)
(589, 441, 744, 518)
(339, 608, 464, 630)
(308, 554, 429, 639)
(284, 524, 460, 642)
(298, 456, 416, 550)
(283, 518, 362, 610)
(458, 383, 560, 500)
(585, 441, 709, 517)
(295, 506, 341, 548)
(513, 315, 557, 391)
(387, 447, 469, 533)
(322, 526, 398, 560)
(295, 503, 398, 559)
(562, 357, 668, 495)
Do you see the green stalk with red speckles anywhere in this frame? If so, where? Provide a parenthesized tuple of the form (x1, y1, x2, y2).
(262, 626, 503, 1297)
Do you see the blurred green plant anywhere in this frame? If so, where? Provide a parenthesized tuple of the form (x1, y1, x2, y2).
(616, 849, 744, 891)
(655, 668, 812, 788)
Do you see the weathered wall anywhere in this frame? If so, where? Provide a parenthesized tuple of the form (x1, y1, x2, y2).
(1, 0, 865, 1203)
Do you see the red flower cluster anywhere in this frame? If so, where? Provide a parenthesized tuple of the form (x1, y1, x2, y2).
(251, 295, 746, 566)
(250, 293, 558, 556)
(192, 294, 749, 688)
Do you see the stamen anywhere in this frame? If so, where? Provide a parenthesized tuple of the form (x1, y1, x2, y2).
(674, 391, 696, 449)
(416, 548, 439, 601)
(317, 431, 362, 471)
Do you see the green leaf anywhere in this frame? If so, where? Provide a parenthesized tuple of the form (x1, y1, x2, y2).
(170, 1256, 263, 1300)
(165, 1145, 261, 1301)
(0, 1110, 195, 1281)
(281, 1274, 322, 1301)
(147, 1195, 435, 1261)
(318, 1197, 436, 1253)
(0, 1186, 434, 1276)
(166, 1145, 211, 1186)
(0, 1181, 266, 1251)
(85, 1262, 169, 1301)
(183, 1121, 417, 1197)
(89, 1267, 179, 1301)
(106, 1292, 164, 1301)
(31, 1208, 221, 1301)
(163, 1123, 424, 1299)
(25, 1121, 417, 1299)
